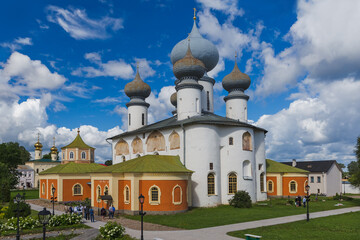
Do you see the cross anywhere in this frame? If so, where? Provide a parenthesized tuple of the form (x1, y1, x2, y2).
(193, 8, 196, 21)
(37, 132, 40, 142)
(53, 137, 56, 146)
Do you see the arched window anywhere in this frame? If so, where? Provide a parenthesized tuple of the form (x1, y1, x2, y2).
(73, 184, 82, 195)
(260, 172, 265, 192)
(149, 185, 161, 205)
(172, 185, 182, 205)
(229, 137, 233, 145)
(69, 151, 74, 159)
(81, 152, 86, 159)
(124, 186, 130, 203)
(115, 139, 129, 155)
(146, 130, 165, 152)
(207, 173, 215, 195)
(42, 183, 45, 194)
(169, 131, 180, 150)
(242, 132, 252, 151)
(267, 180, 274, 193)
(228, 173, 237, 194)
(97, 186, 101, 202)
(131, 136, 144, 154)
(289, 181, 297, 193)
(51, 184, 55, 196)
(104, 186, 109, 195)
(243, 160, 252, 179)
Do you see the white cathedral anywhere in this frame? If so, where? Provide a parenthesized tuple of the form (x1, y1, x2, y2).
(108, 16, 267, 207)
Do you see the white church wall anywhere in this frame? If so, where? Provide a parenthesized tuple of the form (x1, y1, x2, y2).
(326, 164, 342, 196)
(177, 87, 202, 120)
(128, 105, 148, 131)
(226, 98, 248, 122)
(254, 130, 267, 201)
(199, 80, 214, 112)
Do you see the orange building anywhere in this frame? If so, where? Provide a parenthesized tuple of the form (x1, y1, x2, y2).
(266, 159, 309, 197)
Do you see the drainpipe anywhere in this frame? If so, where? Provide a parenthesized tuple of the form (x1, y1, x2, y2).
(180, 123, 186, 167)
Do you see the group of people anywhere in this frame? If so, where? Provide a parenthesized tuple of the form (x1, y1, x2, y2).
(64, 204, 95, 222)
(100, 205, 116, 220)
(295, 196, 307, 207)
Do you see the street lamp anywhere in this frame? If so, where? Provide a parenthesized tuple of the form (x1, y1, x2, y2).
(305, 185, 310, 222)
(138, 194, 146, 240)
(14, 193, 23, 240)
(38, 208, 51, 240)
(51, 187, 57, 216)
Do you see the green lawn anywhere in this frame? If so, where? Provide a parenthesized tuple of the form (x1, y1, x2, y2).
(10, 189, 39, 200)
(32, 233, 79, 240)
(124, 197, 360, 229)
(227, 212, 360, 240)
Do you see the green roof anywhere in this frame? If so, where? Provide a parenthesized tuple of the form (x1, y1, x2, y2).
(39, 162, 105, 175)
(61, 133, 94, 149)
(28, 158, 61, 163)
(266, 159, 309, 173)
(93, 155, 193, 174)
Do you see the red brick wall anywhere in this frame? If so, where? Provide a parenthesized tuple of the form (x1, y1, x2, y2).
(62, 179, 91, 201)
(93, 180, 110, 208)
(118, 180, 131, 210)
(282, 177, 308, 196)
(266, 176, 277, 196)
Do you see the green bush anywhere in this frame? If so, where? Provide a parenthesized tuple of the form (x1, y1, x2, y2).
(4, 199, 31, 218)
(333, 194, 353, 201)
(229, 191, 252, 208)
(99, 221, 125, 239)
(1, 216, 40, 231)
(48, 213, 83, 227)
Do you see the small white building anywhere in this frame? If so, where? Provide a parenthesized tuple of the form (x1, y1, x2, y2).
(16, 165, 35, 189)
(284, 160, 342, 196)
(108, 17, 268, 207)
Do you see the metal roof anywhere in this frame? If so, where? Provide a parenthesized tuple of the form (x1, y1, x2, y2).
(282, 160, 340, 173)
(107, 112, 267, 140)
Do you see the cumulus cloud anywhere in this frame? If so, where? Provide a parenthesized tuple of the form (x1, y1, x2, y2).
(73, 53, 159, 80)
(257, 78, 360, 164)
(0, 52, 66, 91)
(197, 0, 245, 20)
(46, 5, 123, 40)
(255, 0, 360, 97)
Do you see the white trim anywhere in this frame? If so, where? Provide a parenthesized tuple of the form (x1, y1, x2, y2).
(228, 172, 237, 195)
(148, 185, 161, 205)
(172, 185, 182, 205)
(81, 151, 86, 160)
(124, 185, 130, 204)
(69, 151, 74, 160)
(289, 180, 298, 194)
(207, 172, 216, 196)
(72, 183, 83, 196)
(267, 180, 274, 193)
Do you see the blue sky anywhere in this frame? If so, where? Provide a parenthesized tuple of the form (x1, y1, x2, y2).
(1, 0, 359, 167)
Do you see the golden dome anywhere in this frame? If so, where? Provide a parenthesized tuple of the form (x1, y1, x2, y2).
(34, 141, 42, 150)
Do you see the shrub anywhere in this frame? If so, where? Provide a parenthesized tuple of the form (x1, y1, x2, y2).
(48, 213, 83, 227)
(0, 206, 8, 219)
(229, 191, 252, 208)
(99, 221, 125, 240)
(4, 199, 31, 218)
(1, 216, 40, 231)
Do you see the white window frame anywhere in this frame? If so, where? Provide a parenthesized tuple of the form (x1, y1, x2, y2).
(72, 183, 83, 196)
(172, 185, 182, 205)
(124, 185, 130, 204)
(267, 180, 274, 193)
(148, 185, 161, 205)
(289, 180, 297, 194)
(69, 151, 74, 160)
(81, 151, 86, 160)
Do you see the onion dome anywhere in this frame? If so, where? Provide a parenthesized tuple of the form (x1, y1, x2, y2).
(170, 92, 177, 107)
(34, 134, 42, 150)
(199, 72, 215, 85)
(222, 59, 251, 92)
(173, 40, 206, 80)
(50, 137, 58, 154)
(124, 65, 151, 99)
(171, 19, 219, 72)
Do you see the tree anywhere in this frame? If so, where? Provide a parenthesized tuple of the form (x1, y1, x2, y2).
(43, 152, 51, 159)
(338, 163, 347, 178)
(349, 136, 360, 187)
(348, 161, 359, 176)
(0, 142, 30, 202)
(104, 160, 112, 166)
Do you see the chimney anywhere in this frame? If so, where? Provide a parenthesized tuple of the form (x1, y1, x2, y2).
(292, 159, 297, 167)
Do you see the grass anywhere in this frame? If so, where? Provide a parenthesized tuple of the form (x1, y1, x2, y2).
(0, 223, 90, 236)
(227, 212, 360, 240)
(95, 234, 138, 240)
(124, 197, 360, 229)
(10, 189, 39, 200)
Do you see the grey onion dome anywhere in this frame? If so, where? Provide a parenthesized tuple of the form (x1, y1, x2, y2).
(170, 92, 177, 107)
(171, 21, 219, 71)
(173, 40, 206, 80)
(222, 60, 251, 92)
(124, 66, 151, 98)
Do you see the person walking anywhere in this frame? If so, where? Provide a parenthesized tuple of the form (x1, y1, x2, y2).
(303, 196, 307, 208)
(89, 207, 95, 222)
(83, 205, 87, 219)
(108, 205, 113, 219)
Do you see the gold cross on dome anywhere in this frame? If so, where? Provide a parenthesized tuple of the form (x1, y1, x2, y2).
(193, 8, 196, 20)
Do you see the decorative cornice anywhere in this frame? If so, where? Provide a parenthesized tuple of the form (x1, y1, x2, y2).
(176, 83, 203, 91)
(126, 101, 150, 108)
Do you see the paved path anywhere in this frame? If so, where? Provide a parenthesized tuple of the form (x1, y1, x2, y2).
(28, 204, 360, 240)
